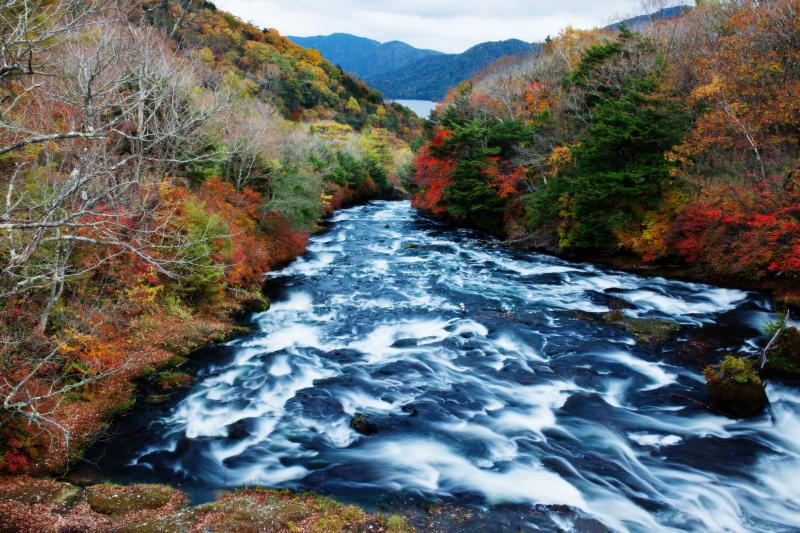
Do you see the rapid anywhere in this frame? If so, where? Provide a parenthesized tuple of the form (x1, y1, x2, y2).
(89, 201, 800, 532)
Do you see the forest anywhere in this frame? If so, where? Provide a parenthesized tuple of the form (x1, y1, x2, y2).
(0, 0, 420, 475)
(411, 0, 800, 305)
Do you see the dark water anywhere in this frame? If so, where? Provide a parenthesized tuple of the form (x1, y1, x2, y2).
(86, 201, 800, 532)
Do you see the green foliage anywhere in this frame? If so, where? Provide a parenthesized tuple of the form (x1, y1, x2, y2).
(705, 356, 762, 385)
(174, 199, 230, 303)
(527, 32, 691, 249)
(429, 116, 531, 234)
(364, 156, 388, 191)
(763, 313, 788, 337)
(264, 171, 323, 231)
(325, 151, 368, 189)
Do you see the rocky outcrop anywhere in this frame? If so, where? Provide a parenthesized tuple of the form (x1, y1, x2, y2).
(704, 356, 768, 419)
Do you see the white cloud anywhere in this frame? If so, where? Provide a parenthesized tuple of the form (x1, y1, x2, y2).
(214, 0, 655, 53)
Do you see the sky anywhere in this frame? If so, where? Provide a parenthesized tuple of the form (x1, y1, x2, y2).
(215, 0, 659, 53)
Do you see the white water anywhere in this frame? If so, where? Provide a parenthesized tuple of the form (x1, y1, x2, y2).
(105, 201, 800, 532)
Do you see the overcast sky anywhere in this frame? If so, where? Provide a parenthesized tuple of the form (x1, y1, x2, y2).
(215, 0, 656, 53)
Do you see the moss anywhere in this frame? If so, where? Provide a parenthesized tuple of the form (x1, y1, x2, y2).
(231, 325, 253, 336)
(87, 484, 175, 516)
(156, 371, 193, 392)
(116, 517, 187, 533)
(107, 397, 136, 417)
(706, 355, 762, 385)
(705, 356, 768, 418)
(193, 494, 315, 532)
(381, 514, 414, 532)
(603, 313, 680, 343)
(240, 294, 271, 314)
(158, 355, 189, 370)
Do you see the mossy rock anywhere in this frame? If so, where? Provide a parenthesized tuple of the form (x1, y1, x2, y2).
(604, 312, 680, 343)
(87, 484, 176, 516)
(240, 294, 271, 315)
(705, 356, 768, 418)
(156, 371, 193, 392)
(766, 327, 800, 375)
(231, 325, 254, 336)
(193, 495, 313, 532)
(157, 355, 188, 370)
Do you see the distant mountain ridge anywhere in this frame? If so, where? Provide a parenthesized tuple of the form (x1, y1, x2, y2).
(289, 33, 443, 81)
(289, 6, 690, 101)
(605, 5, 692, 31)
(289, 34, 538, 101)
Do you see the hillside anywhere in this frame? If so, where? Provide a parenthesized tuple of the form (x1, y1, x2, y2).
(160, 2, 421, 136)
(0, 0, 419, 477)
(289, 33, 443, 80)
(411, 2, 800, 304)
(289, 34, 539, 100)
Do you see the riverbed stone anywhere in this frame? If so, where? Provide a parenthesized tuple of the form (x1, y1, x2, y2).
(350, 414, 378, 435)
(705, 356, 768, 418)
(603, 312, 681, 343)
(87, 484, 178, 516)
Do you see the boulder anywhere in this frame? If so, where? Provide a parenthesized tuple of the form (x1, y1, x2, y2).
(350, 414, 378, 435)
(705, 356, 768, 418)
(604, 312, 680, 343)
(240, 294, 270, 314)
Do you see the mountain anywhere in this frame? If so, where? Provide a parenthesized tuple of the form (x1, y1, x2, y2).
(369, 39, 540, 100)
(289, 34, 539, 101)
(289, 33, 443, 80)
(605, 5, 692, 31)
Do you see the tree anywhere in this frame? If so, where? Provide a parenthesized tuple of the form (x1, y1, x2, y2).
(0, 9, 227, 454)
(527, 30, 691, 249)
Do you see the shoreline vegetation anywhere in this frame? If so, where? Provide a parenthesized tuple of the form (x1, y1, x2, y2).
(1, 0, 799, 531)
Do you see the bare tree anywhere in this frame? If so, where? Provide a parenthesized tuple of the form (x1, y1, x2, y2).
(216, 99, 280, 191)
(0, 6, 229, 456)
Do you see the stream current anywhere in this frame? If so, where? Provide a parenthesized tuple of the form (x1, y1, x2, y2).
(90, 201, 800, 532)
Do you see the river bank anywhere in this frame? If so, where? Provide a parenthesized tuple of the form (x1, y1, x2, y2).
(0, 475, 413, 532)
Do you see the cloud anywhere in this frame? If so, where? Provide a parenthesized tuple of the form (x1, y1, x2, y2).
(214, 0, 652, 53)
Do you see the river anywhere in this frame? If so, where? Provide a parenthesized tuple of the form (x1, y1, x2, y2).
(86, 201, 800, 532)
(392, 99, 439, 119)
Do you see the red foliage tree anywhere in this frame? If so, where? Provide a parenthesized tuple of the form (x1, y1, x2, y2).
(411, 130, 455, 214)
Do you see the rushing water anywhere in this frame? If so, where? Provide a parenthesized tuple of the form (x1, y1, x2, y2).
(89, 201, 800, 532)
